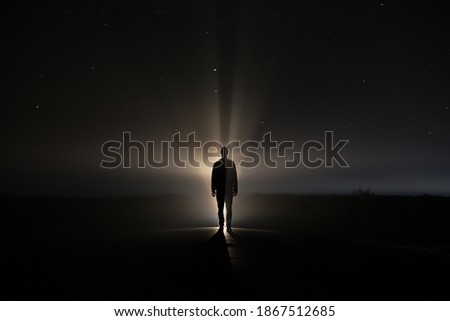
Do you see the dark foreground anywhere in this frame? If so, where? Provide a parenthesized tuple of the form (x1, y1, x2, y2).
(1, 194, 450, 300)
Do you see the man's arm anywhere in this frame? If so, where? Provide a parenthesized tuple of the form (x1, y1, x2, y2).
(232, 162, 238, 195)
(211, 167, 216, 197)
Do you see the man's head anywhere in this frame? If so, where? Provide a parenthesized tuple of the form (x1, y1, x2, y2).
(220, 146, 229, 158)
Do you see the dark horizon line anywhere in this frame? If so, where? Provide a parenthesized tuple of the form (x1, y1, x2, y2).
(1, 192, 449, 199)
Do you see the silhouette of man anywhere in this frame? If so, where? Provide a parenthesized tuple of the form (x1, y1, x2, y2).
(211, 146, 238, 232)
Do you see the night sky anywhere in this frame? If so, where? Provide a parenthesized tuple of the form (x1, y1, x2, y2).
(1, 1, 449, 196)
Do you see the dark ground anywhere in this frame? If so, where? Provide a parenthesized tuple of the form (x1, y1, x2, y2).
(1, 194, 450, 300)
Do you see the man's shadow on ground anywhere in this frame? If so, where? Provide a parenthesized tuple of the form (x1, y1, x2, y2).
(203, 229, 232, 274)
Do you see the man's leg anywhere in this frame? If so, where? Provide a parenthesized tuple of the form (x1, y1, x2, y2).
(225, 192, 233, 230)
(216, 190, 225, 228)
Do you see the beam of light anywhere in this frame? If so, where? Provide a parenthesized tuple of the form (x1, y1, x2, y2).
(217, 0, 239, 145)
